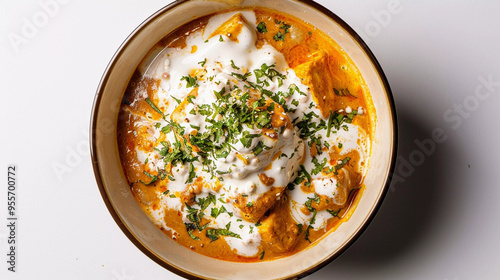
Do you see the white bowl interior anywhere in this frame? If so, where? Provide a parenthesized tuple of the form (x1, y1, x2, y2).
(91, 0, 396, 279)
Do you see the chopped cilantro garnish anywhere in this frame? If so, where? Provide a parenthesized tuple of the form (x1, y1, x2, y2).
(333, 88, 356, 98)
(304, 194, 320, 242)
(187, 95, 196, 104)
(324, 141, 330, 149)
(185, 163, 196, 184)
(253, 63, 286, 85)
(272, 21, 291, 41)
(301, 165, 312, 186)
(185, 223, 200, 240)
(334, 157, 351, 175)
(326, 111, 354, 137)
(214, 142, 232, 158)
(145, 98, 165, 117)
(206, 228, 241, 242)
(240, 131, 260, 148)
(197, 104, 213, 116)
(279, 22, 291, 33)
(185, 202, 209, 231)
(297, 223, 303, 234)
(231, 72, 252, 81)
(139, 171, 157, 185)
(255, 111, 271, 128)
(211, 207, 220, 218)
(230, 60, 240, 70)
(252, 141, 265, 156)
(256, 22, 268, 33)
(198, 193, 216, 211)
(311, 157, 328, 175)
(180, 75, 198, 88)
(327, 209, 341, 217)
(305, 194, 320, 212)
(273, 31, 285, 41)
(171, 96, 182, 104)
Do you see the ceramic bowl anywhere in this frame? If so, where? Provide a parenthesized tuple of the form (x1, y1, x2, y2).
(90, 0, 397, 279)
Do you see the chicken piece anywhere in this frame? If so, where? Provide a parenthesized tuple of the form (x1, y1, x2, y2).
(293, 50, 337, 117)
(233, 186, 285, 223)
(259, 199, 300, 252)
(303, 168, 362, 215)
(179, 177, 204, 206)
(209, 13, 247, 42)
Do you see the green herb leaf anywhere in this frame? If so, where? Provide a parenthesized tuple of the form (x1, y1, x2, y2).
(279, 22, 291, 33)
(256, 22, 268, 33)
(333, 88, 357, 98)
(171, 96, 182, 104)
(187, 95, 196, 104)
(299, 165, 312, 186)
(185, 223, 200, 240)
(145, 98, 165, 117)
(240, 131, 261, 148)
(180, 75, 199, 88)
(206, 228, 241, 242)
(230, 60, 240, 70)
(252, 141, 264, 156)
(211, 207, 220, 218)
(273, 31, 285, 42)
(139, 171, 157, 185)
(185, 163, 196, 184)
(311, 157, 328, 175)
(327, 209, 341, 217)
(334, 157, 351, 175)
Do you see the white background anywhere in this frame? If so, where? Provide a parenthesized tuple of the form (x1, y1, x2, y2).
(1, 0, 499, 279)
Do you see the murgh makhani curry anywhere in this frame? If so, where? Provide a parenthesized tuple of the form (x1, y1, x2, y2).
(117, 8, 374, 262)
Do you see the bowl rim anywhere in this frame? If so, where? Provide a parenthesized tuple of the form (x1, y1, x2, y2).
(90, 0, 398, 279)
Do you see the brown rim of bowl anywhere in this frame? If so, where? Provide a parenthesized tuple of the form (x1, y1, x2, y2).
(90, 0, 398, 279)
